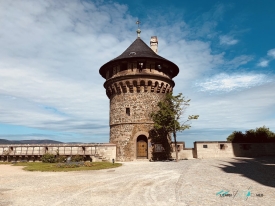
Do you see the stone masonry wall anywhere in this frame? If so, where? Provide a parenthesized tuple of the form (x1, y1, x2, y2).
(110, 123, 153, 161)
(194, 142, 275, 158)
(110, 92, 164, 125)
(110, 91, 166, 161)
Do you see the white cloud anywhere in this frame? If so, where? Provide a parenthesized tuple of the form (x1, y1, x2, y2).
(257, 59, 269, 67)
(160, 39, 224, 84)
(219, 35, 238, 45)
(267, 48, 275, 58)
(0, 0, 133, 140)
(195, 73, 272, 92)
(224, 55, 253, 69)
(256, 48, 275, 68)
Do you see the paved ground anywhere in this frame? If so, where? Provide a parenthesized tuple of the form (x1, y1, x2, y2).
(0, 157, 275, 206)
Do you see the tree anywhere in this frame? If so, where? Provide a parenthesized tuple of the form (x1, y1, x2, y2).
(150, 93, 199, 161)
(227, 131, 245, 142)
(227, 126, 275, 143)
(149, 127, 171, 160)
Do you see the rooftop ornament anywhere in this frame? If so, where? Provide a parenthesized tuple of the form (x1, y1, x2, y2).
(136, 20, 141, 38)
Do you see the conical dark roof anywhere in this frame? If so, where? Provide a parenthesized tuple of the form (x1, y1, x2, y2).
(99, 37, 179, 78)
(112, 38, 167, 61)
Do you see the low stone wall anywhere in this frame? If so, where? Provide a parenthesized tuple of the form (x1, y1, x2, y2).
(3, 141, 274, 162)
(194, 141, 275, 159)
(171, 142, 194, 159)
(0, 144, 116, 162)
(171, 149, 194, 159)
(232, 142, 275, 157)
(194, 141, 234, 158)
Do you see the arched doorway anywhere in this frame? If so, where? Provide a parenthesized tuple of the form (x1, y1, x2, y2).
(137, 135, 148, 158)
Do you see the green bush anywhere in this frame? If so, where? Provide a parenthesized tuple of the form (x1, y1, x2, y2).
(56, 156, 66, 163)
(55, 161, 94, 168)
(41, 153, 56, 163)
(227, 126, 275, 143)
(56, 162, 82, 168)
(83, 161, 94, 167)
(71, 155, 84, 162)
(57, 163, 70, 168)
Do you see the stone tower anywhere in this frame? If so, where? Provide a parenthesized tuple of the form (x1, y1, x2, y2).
(99, 30, 179, 161)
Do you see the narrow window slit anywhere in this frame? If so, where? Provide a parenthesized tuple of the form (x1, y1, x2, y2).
(126, 108, 130, 116)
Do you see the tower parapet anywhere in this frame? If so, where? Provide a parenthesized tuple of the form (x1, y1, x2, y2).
(99, 36, 179, 161)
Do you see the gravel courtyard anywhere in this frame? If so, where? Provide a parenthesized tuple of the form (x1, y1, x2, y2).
(1, 157, 275, 206)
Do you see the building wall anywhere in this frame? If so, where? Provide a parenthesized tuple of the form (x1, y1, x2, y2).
(195, 142, 234, 158)
(106, 66, 174, 161)
(110, 90, 166, 161)
(171, 142, 194, 159)
(194, 141, 275, 159)
(171, 149, 194, 159)
(106, 62, 173, 81)
(0, 144, 116, 162)
(110, 91, 163, 125)
(232, 142, 275, 157)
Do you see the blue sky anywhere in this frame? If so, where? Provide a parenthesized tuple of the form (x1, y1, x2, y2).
(0, 0, 274, 147)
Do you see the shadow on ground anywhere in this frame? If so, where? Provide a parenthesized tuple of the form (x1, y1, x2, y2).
(217, 157, 275, 188)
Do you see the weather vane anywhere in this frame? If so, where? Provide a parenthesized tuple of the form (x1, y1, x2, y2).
(136, 20, 140, 28)
(136, 19, 141, 38)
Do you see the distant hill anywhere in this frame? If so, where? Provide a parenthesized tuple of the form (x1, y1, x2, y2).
(0, 139, 63, 144)
(66, 142, 85, 144)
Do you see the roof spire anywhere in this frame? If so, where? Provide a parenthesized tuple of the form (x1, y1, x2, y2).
(136, 20, 141, 38)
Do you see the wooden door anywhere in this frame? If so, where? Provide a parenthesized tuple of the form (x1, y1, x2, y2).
(137, 140, 147, 157)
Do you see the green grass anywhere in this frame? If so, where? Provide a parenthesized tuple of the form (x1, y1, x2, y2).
(0, 162, 122, 172)
(0, 162, 10, 165)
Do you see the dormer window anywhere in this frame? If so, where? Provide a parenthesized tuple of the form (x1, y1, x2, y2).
(138, 62, 145, 72)
(155, 63, 162, 70)
(139, 62, 143, 69)
(129, 52, 136, 56)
